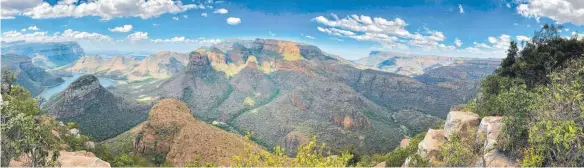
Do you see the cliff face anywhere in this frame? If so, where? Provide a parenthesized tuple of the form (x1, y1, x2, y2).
(1, 54, 64, 96)
(1, 42, 84, 68)
(403, 111, 519, 167)
(128, 51, 189, 81)
(67, 55, 140, 79)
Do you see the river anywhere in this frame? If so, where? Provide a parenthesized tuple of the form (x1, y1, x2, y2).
(38, 74, 117, 101)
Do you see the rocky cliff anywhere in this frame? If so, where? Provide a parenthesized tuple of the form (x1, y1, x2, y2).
(1, 42, 84, 68)
(66, 55, 141, 79)
(127, 51, 189, 81)
(403, 111, 519, 167)
(1, 54, 64, 96)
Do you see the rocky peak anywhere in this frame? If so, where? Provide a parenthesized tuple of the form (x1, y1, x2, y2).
(298, 45, 327, 60)
(186, 51, 213, 74)
(68, 75, 100, 91)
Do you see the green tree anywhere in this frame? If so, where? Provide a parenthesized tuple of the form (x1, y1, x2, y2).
(498, 41, 518, 77)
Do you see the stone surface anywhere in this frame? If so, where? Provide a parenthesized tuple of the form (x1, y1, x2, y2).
(444, 111, 480, 140)
(477, 116, 504, 152)
(400, 136, 410, 148)
(57, 151, 111, 167)
(374, 161, 386, 167)
(475, 150, 519, 167)
(84, 141, 96, 150)
(417, 129, 447, 162)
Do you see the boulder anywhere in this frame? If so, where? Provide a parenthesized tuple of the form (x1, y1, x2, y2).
(444, 111, 480, 140)
(417, 129, 446, 163)
(374, 161, 386, 167)
(84, 141, 95, 150)
(477, 116, 504, 152)
(52, 129, 61, 139)
(68, 128, 80, 136)
(400, 137, 410, 148)
(474, 150, 519, 167)
(57, 151, 110, 167)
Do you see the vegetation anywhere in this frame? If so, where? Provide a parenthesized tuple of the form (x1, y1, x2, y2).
(1, 71, 59, 167)
(466, 24, 584, 166)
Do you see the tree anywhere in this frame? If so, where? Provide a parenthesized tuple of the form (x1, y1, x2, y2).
(498, 41, 518, 77)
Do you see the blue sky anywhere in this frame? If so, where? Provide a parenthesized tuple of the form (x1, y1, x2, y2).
(2, 0, 584, 60)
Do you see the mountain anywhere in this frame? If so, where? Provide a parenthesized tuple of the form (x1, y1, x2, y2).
(132, 99, 265, 166)
(127, 51, 189, 81)
(66, 55, 141, 80)
(110, 39, 484, 155)
(43, 75, 149, 141)
(1, 41, 84, 68)
(354, 51, 498, 77)
(1, 54, 64, 96)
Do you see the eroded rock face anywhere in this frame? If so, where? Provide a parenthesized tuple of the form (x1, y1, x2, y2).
(477, 116, 504, 152)
(417, 129, 447, 162)
(475, 150, 519, 167)
(444, 111, 480, 140)
(186, 51, 213, 75)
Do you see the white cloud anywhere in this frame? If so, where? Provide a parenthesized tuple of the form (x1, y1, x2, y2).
(214, 8, 228, 14)
(513, 23, 519, 26)
(153, 23, 159, 26)
(506, 3, 511, 8)
(27, 26, 40, 31)
(127, 31, 148, 41)
(1, 29, 113, 42)
(572, 31, 584, 38)
(314, 13, 455, 51)
(108, 25, 133, 33)
(454, 38, 463, 47)
(269, 31, 276, 36)
(173, 16, 179, 21)
(226, 17, 241, 25)
(516, 35, 531, 42)
(21, 29, 27, 32)
(201, 12, 208, 17)
(517, 0, 584, 25)
(458, 4, 464, 14)
(301, 33, 315, 39)
(183, 15, 188, 19)
(17, 0, 198, 20)
(151, 37, 221, 44)
(0, 0, 42, 19)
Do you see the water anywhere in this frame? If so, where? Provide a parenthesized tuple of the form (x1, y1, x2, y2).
(38, 74, 117, 101)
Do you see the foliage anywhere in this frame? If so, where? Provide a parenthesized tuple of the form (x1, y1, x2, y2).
(1, 84, 59, 167)
(231, 135, 352, 167)
(439, 134, 477, 167)
(62, 134, 89, 151)
(467, 24, 584, 166)
(385, 132, 425, 166)
(112, 153, 153, 167)
(184, 155, 217, 167)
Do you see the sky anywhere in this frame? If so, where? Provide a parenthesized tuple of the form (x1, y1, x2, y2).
(2, 0, 584, 60)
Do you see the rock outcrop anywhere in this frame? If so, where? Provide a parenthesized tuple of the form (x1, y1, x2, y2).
(128, 51, 189, 81)
(405, 111, 518, 167)
(9, 151, 110, 167)
(444, 111, 480, 140)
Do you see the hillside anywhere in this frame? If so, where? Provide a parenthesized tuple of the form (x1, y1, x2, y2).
(1, 54, 64, 96)
(43, 75, 149, 141)
(66, 55, 141, 80)
(111, 38, 483, 155)
(103, 99, 266, 166)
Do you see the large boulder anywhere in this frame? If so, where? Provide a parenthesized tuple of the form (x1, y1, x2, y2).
(417, 129, 447, 163)
(57, 151, 110, 167)
(444, 111, 480, 140)
(476, 116, 503, 152)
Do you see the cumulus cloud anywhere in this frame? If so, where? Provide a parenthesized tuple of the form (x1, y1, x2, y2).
(516, 35, 531, 42)
(183, 15, 188, 19)
(300, 33, 315, 39)
(13, 0, 198, 20)
(313, 13, 455, 51)
(458, 4, 464, 14)
(506, 3, 511, 8)
(20, 26, 40, 32)
(1, 29, 113, 42)
(108, 25, 133, 33)
(127, 31, 148, 41)
(517, 0, 584, 25)
(173, 16, 179, 21)
(214, 8, 228, 14)
(1, 0, 42, 19)
(201, 12, 208, 17)
(226, 17, 241, 25)
(150, 36, 221, 44)
(454, 38, 463, 47)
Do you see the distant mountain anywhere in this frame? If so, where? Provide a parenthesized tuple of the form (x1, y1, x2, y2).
(1, 54, 64, 96)
(43, 75, 149, 140)
(354, 51, 498, 77)
(61, 51, 189, 81)
(66, 55, 141, 80)
(110, 39, 483, 155)
(1, 42, 84, 68)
